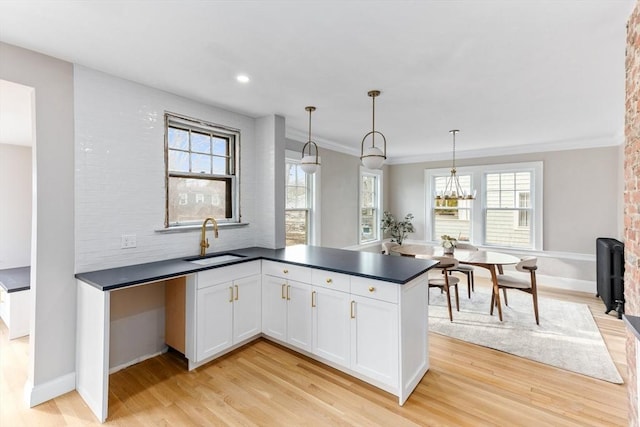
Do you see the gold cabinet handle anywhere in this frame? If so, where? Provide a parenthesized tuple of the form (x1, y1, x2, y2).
(229, 287, 234, 303)
(326, 278, 332, 284)
(283, 269, 289, 274)
(368, 286, 375, 292)
(350, 300, 356, 318)
(234, 284, 239, 301)
(287, 285, 291, 301)
(312, 290, 316, 307)
(281, 283, 286, 299)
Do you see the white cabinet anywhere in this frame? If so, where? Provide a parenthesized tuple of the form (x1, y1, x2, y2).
(312, 285, 351, 367)
(193, 261, 261, 363)
(196, 282, 234, 361)
(350, 294, 398, 387)
(261, 263, 312, 352)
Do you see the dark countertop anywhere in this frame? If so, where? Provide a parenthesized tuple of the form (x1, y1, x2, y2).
(75, 245, 437, 292)
(623, 315, 640, 341)
(0, 266, 31, 293)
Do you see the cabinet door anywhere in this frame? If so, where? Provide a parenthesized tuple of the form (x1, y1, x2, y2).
(233, 274, 261, 343)
(286, 280, 312, 352)
(262, 275, 287, 341)
(312, 286, 351, 367)
(350, 295, 399, 388)
(196, 282, 233, 362)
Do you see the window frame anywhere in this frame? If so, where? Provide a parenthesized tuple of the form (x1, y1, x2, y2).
(359, 166, 383, 244)
(425, 161, 543, 250)
(164, 112, 241, 228)
(285, 150, 321, 246)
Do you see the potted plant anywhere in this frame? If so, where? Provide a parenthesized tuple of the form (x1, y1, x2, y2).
(381, 212, 415, 245)
(441, 234, 457, 254)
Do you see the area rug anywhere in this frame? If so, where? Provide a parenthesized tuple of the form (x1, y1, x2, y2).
(428, 287, 623, 383)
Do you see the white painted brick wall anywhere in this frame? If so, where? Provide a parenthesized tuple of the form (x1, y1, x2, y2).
(74, 66, 262, 272)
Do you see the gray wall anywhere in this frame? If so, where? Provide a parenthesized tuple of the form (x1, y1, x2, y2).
(388, 145, 623, 254)
(0, 42, 76, 404)
(286, 138, 362, 249)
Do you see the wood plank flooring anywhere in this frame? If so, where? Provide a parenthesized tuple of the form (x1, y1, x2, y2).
(0, 277, 629, 426)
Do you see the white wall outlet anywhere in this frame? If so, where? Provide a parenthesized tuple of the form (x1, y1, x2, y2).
(121, 234, 137, 249)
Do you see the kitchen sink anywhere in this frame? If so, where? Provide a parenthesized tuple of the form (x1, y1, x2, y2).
(187, 254, 245, 266)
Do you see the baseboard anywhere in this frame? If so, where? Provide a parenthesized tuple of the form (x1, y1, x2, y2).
(108, 346, 168, 374)
(24, 372, 76, 408)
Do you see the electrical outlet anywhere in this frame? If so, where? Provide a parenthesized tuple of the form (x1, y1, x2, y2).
(121, 234, 137, 249)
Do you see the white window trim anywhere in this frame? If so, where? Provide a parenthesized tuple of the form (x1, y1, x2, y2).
(359, 166, 383, 245)
(424, 161, 543, 251)
(285, 150, 321, 246)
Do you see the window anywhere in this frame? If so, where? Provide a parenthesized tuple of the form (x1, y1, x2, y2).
(285, 161, 311, 246)
(425, 162, 542, 250)
(485, 171, 532, 248)
(165, 113, 239, 227)
(285, 151, 320, 246)
(360, 168, 382, 243)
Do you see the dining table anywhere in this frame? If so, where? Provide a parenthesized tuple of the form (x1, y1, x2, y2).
(390, 244, 521, 321)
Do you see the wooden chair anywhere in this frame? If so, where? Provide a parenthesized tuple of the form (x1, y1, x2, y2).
(494, 256, 539, 325)
(428, 256, 460, 322)
(449, 242, 477, 298)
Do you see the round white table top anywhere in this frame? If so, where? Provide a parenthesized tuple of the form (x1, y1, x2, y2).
(390, 244, 520, 266)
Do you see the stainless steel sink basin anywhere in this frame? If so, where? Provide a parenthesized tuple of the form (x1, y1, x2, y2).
(187, 254, 245, 266)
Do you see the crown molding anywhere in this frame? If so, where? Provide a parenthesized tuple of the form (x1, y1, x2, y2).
(286, 128, 360, 157)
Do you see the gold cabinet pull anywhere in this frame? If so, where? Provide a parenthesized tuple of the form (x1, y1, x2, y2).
(311, 290, 316, 307)
(281, 284, 286, 299)
(234, 284, 239, 301)
(287, 285, 291, 301)
(326, 278, 332, 284)
(283, 269, 289, 274)
(350, 300, 356, 318)
(368, 286, 375, 292)
(229, 287, 234, 303)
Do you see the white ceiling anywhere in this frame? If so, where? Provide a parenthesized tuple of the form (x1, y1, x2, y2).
(0, 1, 634, 162)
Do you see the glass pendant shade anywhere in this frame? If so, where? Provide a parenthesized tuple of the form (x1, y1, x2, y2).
(301, 106, 320, 174)
(361, 146, 385, 169)
(360, 90, 387, 169)
(300, 154, 319, 174)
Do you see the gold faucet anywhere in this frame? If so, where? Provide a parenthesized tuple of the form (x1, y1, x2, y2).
(200, 217, 219, 256)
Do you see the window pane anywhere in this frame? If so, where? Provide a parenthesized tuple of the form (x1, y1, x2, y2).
(168, 127, 188, 150)
(212, 137, 228, 156)
(485, 209, 531, 248)
(168, 150, 189, 172)
(191, 131, 211, 154)
(212, 156, 227, 175)
(285, 210, 308, 246)
(360, 208, 378, 241)
(434, 208, 471, 241)
(191, 153, 211, 173)
(168, 177, 230, 223)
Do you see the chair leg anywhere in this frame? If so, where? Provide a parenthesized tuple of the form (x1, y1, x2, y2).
(444, 285, 453, 322)
(454, 284, 459, 311)
(466, 272, 471, 298)
(502, 288, 508, 306)
(470, 271, 475, 292)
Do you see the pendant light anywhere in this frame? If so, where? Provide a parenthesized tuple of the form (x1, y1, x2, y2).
(300, 106, 320, 174)
(360, 90, 387, 169)
(435, 129, 476, 201)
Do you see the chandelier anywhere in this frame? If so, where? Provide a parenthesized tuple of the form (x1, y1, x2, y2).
(435, 129, 476, 201)
(360, 90, 387, 169)
(300, 106, 320, 174)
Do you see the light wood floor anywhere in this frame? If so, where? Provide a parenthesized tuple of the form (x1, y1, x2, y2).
(1, 277, 629, 426)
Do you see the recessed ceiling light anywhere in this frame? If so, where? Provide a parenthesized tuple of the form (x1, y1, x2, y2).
(236, 74, 250, 83)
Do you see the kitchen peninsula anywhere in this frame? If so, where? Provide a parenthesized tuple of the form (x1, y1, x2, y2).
(75, 245, 436, 422)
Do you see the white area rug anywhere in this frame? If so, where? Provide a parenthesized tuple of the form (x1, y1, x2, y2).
(429, 287, 623, 383)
